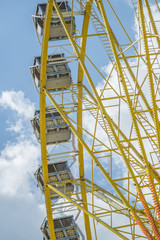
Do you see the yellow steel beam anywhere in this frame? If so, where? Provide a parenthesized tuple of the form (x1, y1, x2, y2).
(154, 0, 160, 13)
(75, 32, 156, 173)
(93, 2, 160, 161)
(90, 1, 152, 119)
(73, 33, 106, 38)
(96, 0, 159, 236)
(112, 31, 153, 119)
(144, 0, 160, 48)
(49, 1, 158, 237)
(40, 1, 56, 240)
(83, 101, 144, 174)
(44, 88, 152, 236)
(95, 0, 151, 190)
(47, 183, 129, 240)
(76, 0, 93, 239)
(138, 0, 160, 152)
(106, 0, 147, 66)
(136, 0, 160, 226)
(83, 75, 159, 184)
(82, 84, 143, 160)
(47, 60, 146, 169)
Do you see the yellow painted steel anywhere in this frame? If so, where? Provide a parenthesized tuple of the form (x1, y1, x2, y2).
(82, 79, 159, 184)
(144, 0, 160, 48)
(136, 1, 160, 232)
(137, 0, 160, 152)
(50, 2, 158, 236)
(97, 0, 153, 191)
(34, 0, 160, 239)
(40, 1, 56, 240)
(44, 88, 151, 235)
(154, 0, 160, 13)
(47, 183, 130, 240)
(96, 0, 160, 235)
(77, 0, 93, 239)
(112, 32, 153, 120)
(75, 44, 160, 183)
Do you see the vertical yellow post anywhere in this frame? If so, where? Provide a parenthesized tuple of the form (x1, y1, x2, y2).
(96, 0, 160, 236)
(137, 0, 160, 152)
(77, 0, 93, 239)
(40, 1, 56, 240)
(144, 0, 160, 48)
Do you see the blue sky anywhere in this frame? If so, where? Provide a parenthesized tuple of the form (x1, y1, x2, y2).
(0, 0, 158, 239)
(0, 0, 134, 151)
(0, 1, 136, 239)
(0, 1, 47, 239)
(0, 0, 134, 98)
(0, 1, 39, 93)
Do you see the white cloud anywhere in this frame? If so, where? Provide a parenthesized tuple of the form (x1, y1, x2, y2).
(0, 90, 35, 119)
(80, 3, 160, 238)
(0, 139, 40, 196)
(0, 90, 40, 195)
(0, 2, 159, 239)
(0, 90, 45, 240)
(6, 119, 24, 133)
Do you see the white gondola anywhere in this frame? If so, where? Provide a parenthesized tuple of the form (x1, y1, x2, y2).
(35, 161, 74, 199)
(34, 1, 76, 41)
(30, 54, 72, 91)
(31, 108, 71, 145)
(41, 216, 80, 240)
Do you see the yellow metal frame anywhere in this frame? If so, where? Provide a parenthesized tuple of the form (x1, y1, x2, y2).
(37, 0, 160, 239)
(47, 182, 129, 240)
(76, 0, 93, 238)
(40, 1, 56, 239)
(44, 88, 151, 235)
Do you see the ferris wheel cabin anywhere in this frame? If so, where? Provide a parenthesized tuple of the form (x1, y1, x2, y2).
(31, 54, 72, 91)
(35, 161, 74, 199)
(41, 216, 80, 240)
(34, 1, 76, 41)
(31, 109, 71, 145)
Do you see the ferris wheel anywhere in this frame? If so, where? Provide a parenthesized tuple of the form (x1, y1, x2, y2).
(30, 0, 160, 239)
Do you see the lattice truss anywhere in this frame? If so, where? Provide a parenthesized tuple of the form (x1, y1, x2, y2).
(30, 0, 160, 239)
